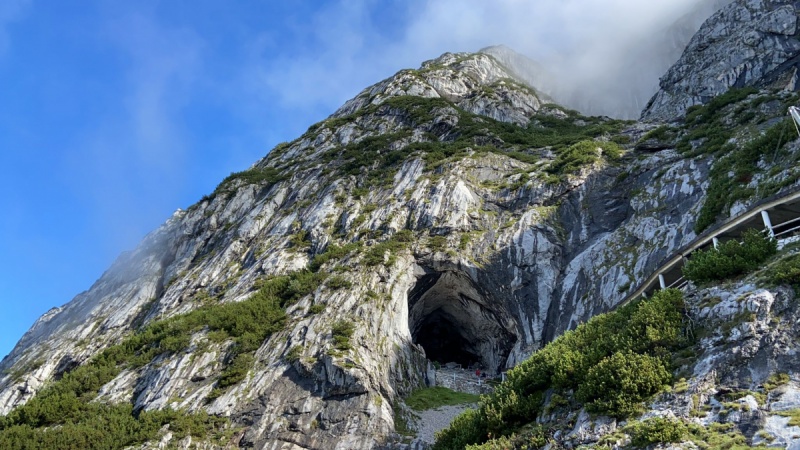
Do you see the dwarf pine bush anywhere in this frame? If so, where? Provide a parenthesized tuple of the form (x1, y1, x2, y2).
(682, 228, 777, 283)
(433, 289, 687, 449)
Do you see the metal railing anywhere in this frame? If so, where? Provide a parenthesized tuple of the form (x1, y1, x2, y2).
(434, 367, 500, 390)
(619, 188, 800, 307)
(622, 108, 800, 302)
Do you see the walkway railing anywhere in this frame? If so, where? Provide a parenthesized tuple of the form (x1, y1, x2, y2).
(434, 367, 498, 394)
(617, 185, 800, 308)
(619, 108, 800, 304)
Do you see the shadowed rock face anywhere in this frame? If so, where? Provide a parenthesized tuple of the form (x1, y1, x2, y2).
(643, 0, 800, 121)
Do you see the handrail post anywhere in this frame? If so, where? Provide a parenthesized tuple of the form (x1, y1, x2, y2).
(762, 210, 775, 238)
(658, 274, 666, 289)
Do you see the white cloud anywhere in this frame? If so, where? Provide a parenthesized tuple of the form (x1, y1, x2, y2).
(108, 13, 203, 168)
(64, 8, 206, 250)
(247, 0, 729, 118)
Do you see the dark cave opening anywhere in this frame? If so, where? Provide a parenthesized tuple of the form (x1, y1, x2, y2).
(413, 309, 482, 369)
(408, 270, 518, 374)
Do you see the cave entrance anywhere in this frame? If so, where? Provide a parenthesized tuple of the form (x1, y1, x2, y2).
(408, 269, 518, 374)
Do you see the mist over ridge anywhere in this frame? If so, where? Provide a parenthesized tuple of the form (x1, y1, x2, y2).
(474, 0, 734, 118)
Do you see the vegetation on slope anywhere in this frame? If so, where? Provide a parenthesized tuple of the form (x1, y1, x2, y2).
(694, 117, 795, 233)
(683, 229, 778, 283)
(0, 403, 227, 450)
(547, 139, 622, 177)
(435, 227, 793, 449)
(433, 289, 688, 449)
(673, 87, 799, 233)
(765, 252, 800, 292)
(217, 94, 633, 199)
(0, 269, 327, 448)
(623, 417, 762, 449)
(315, 96, 630, 190)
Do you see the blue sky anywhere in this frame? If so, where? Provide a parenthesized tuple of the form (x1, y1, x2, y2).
(0, 0, 704, 359)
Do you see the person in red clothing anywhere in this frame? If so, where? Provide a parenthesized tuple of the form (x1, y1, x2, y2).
(475, 369, 481, 377)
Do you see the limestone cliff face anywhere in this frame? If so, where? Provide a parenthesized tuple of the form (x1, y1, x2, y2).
(643, 0, 800, 121)
(2, 3, 800, 448)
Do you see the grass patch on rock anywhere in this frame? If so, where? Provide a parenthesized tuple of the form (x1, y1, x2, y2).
(405, 387, 480, 411)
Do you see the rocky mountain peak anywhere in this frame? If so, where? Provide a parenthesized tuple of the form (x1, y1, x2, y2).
(643, 0, 800, 120)
(332, 51, 545, 126)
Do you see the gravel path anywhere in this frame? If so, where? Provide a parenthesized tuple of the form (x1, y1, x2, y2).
(414, 403, 477, 444)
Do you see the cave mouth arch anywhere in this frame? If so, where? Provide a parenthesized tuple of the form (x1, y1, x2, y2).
(408, 268, 518, 374)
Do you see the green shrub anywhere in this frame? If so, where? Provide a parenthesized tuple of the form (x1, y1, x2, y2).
(465, 435, 514, 450)
(310, 95, 627, 189)
(685, 87, 757, 125)
(308, 303, 326, 314)
(764, 372, 791, 391)
(216, 353, 254, 389)
(766, 254, 800, 291)
(363, 233, 412, 267)
(640, 125, 675, 142)
(676, 90, 783, 232)
(694, 118, 793, 233)
(576, 351, 672, 417)
(326, 275, 352, 290)
(624, 288, 685, 353)
(0, 269, 324, 446)
(682, 229, 777, 283)
(331, 320, 356, 351)
(282, 271, 326, 302)
(776, 408, 800, 426)
(433, 289, 688, 449)
(288, 230, 310, 249)
(309, 242, 363, 272)
(547, 140, 622, 177)
(285, 346, 303, 363)
(0, 360, 228, 448)
(625, 417, 689, 447)
(687, 421, 751, 449)
(611, 135, 632, 145)
(394, 229, 415, 242)
(547, 140, 600, 175)
(429, 235, 448, 252)
(602, 141, 624, 160)
(434, 408, 487, 450)
(503, 151, 538, 164)
(0, 404, 228, 450)
(214, 166, 286, 195)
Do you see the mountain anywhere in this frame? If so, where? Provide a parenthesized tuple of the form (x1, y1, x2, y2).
(643, 0, 800, 121)
(2, 0, 800, 449)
